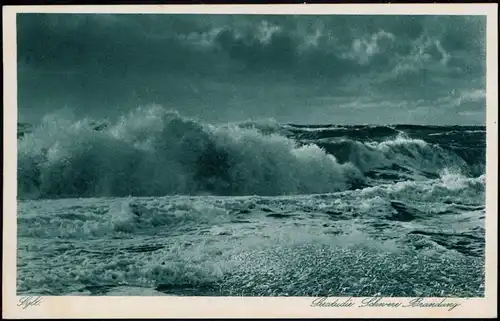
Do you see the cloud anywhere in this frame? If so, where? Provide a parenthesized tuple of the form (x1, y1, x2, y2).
(17, 14, 487, 125)
(436, 89, 486, 113)
(18, 14, 485, 80)
(341, 30, 395, 65)
(179, 28, 224, 48)
(451, 89, 486, 106)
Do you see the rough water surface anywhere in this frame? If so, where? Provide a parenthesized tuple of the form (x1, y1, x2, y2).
(17, 107, 485, 296)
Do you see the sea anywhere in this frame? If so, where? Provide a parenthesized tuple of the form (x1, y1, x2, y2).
(16, 106, 486, 296)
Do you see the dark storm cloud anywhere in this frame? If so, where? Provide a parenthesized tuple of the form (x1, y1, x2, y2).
(18, 14, 218, 75)
(17, 14, 486, 124)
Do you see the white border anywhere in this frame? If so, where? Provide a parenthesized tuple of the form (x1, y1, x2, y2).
(3, 4, 498, 318)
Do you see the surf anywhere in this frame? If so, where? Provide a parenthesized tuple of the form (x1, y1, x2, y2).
(17, 105, 485, 199)
(18, 105, 362, 198)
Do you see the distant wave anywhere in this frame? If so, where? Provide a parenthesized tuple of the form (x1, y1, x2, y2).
(285, 123, 485, 177)
(285, 124, 400, 141)
(17, 106, 485, 199)
(312, 136, 472, 177)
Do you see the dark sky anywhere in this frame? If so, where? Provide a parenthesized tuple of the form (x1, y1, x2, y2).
(17, 14, 486, 125)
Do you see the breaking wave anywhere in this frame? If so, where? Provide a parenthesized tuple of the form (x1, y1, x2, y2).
(18, 105, 484, 199)
(313, 136, 472, 179)
(18, 106, 363, 199)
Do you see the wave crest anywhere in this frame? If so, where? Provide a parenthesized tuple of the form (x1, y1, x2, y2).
(315, 134, 471, 179)
(18, 106, 364, 199)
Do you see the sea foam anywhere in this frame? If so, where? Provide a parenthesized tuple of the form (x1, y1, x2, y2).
(18, 105, 363, 198)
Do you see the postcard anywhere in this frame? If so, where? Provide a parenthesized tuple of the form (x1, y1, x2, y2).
(3, 3, 498, 318)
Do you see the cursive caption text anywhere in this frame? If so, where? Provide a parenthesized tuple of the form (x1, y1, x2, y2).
(311, 296, 463, 311)
(18, 296, 43, 310)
